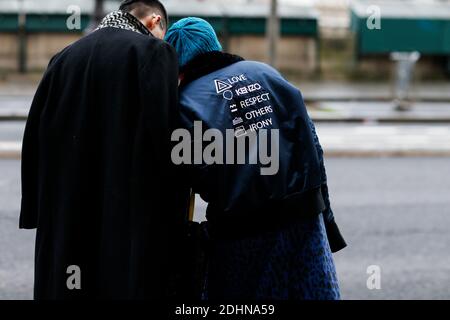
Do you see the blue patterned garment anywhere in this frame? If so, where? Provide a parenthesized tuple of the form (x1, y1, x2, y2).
(204, 213, 340, 300)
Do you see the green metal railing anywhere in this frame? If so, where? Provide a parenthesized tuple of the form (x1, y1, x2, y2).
(0, 12, 318, 73)
(351, 10, 450, 55)
(0, 13, 317, 36)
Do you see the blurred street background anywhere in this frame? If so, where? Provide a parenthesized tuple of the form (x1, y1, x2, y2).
(1, 0, 450, 299)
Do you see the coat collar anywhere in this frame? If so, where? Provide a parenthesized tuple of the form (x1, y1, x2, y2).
(180, 51, 245, 88)
(96, 10, 152, 36)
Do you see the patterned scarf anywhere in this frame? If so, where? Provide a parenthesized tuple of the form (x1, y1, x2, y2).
(96, 10, 151, 36)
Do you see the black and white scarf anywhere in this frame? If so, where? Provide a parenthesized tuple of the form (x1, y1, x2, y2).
(96, 10, 151, 36)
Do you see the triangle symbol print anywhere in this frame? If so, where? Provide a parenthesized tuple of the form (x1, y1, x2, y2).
(214, 79, 233, 94)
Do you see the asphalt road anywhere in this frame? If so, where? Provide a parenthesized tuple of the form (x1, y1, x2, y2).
(1, 158, 450, 300)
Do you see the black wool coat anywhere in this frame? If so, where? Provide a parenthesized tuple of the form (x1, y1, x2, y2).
(20, 28, 189, 299)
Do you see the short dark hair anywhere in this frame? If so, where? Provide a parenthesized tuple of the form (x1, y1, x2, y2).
(119, 0, 168, 30)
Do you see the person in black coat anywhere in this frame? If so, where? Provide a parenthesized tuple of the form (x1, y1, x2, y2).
(19, 0, 189, 299)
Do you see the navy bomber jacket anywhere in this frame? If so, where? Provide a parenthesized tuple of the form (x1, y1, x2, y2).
(177, 51, 346, 253)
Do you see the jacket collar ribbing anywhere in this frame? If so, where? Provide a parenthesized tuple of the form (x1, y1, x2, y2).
(180, 51, 245, 88)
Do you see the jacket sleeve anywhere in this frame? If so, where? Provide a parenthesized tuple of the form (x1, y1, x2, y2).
(307, 116, 347, 253)
(20, 89, 44, 229)
(19, 55, 59, 229)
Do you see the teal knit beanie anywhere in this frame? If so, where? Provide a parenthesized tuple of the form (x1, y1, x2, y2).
(165, 17, 222, 69)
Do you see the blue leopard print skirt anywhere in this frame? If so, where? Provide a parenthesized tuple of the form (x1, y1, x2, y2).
(204, 213, 341, 300)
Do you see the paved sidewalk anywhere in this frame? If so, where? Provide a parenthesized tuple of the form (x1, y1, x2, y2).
(0, 96, 33, 120)
(1, 122, 450, 158)
(2, 80, 450, 100)
(2, 95, 450, 123)
(309, 101, 450, 123)
(1, 80, 450, 158)
(315, 123, 450, 156)
(298, 81, 450, 102)
(0, 75, 39, 97)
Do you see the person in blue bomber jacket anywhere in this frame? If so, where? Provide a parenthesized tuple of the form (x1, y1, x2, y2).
(166, 17, 347, 300)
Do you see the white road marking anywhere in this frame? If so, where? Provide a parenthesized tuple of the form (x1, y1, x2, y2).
(0, 142, 21, 152)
